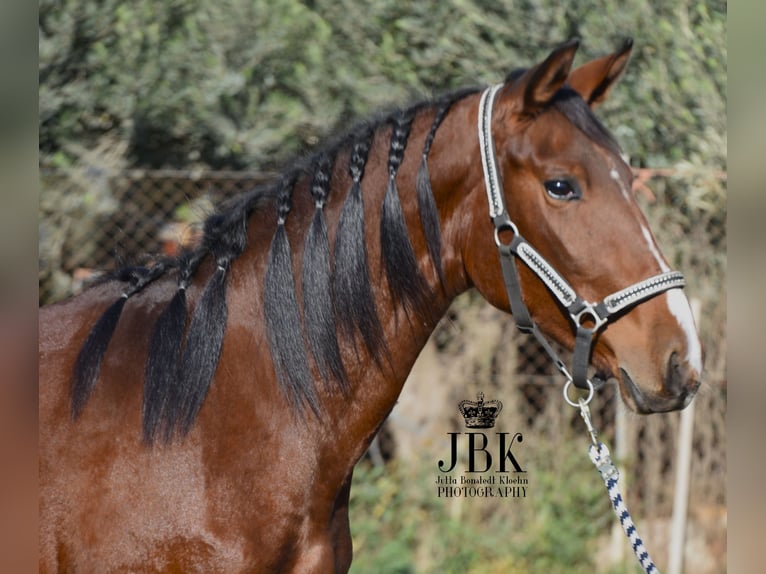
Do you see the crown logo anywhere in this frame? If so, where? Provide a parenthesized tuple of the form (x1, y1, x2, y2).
(458, 392, 503, 429)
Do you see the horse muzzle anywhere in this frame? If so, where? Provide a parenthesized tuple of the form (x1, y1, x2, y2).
(618, 352, 701, 414)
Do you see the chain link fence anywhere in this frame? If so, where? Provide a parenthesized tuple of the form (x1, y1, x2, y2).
(39, 170, 273, 303)
(39, 167, 726, 570)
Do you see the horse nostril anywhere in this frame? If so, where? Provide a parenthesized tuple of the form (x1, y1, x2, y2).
(665, 351, 700, 399)
(664, 351, 684, 396)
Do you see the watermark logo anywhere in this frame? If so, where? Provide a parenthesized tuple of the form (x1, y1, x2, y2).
(458, 392, 502, 428)
(435, 391, 528, 499)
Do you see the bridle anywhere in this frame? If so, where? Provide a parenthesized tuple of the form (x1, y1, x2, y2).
(478, 84, 686, 403)
(478, 82, 673, 574)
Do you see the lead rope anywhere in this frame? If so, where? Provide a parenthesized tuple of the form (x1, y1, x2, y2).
(578, 398, 660, 574)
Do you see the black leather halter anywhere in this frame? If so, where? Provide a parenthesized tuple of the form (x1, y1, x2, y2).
(477, 84, 686, 397)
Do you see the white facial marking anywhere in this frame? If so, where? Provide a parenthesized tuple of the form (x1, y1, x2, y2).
(666, 289, 704, 374)
(641, 225, 702, 374)
(641, 225, 670, 272)
(609, 163, 631, 200)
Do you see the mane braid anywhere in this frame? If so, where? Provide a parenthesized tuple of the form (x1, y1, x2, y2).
(142, 249, 204, 443)
(142, 285, 187, 442)
(175, 265, 227, 434)
(170, 205, 248, 437)
(302, 152, 350, 392)
(265, 172, 320, 415)
(71, 262, 168, 418)
(380, 107, 433, 323)
(332, 126, 389, 366)
(416, 91, 474, 289)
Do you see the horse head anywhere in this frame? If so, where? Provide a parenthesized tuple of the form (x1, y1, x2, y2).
(462, 40, 702, 413)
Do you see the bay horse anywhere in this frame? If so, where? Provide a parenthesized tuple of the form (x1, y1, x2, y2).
(39, 39, 702, 572)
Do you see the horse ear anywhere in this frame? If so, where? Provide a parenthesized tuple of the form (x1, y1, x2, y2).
(510, 39, 580, 115)
(567, 38, 633, 108)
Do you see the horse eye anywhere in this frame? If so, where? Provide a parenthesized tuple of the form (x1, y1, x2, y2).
(544, 179, 580, 201)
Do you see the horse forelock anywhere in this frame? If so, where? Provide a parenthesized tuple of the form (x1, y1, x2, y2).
(505, 67, 622, 157)
(550, 87, 622, 157)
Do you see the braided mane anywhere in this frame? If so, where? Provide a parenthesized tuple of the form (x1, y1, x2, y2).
(71, 87, 480, 443)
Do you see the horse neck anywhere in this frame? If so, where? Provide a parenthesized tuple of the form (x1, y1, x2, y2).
(194, 93, 486, 478)
(290, 97, 483, 465)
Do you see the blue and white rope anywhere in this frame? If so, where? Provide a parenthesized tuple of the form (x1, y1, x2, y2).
(588, 441, 660, 574)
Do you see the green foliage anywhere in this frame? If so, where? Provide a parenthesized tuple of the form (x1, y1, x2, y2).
(349, 442, 618, 573)
(40, 0, 725, 176)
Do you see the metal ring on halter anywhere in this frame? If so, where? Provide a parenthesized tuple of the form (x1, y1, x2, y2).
(572, 305, 607, 331)
(563, 378, 595, 407)
(493, 220, 519, 248)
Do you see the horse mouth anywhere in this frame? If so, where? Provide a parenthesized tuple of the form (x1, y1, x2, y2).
(617, 367, 695, 414)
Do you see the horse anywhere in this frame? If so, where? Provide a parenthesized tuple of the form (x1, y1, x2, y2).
(39, 39, 703, 572)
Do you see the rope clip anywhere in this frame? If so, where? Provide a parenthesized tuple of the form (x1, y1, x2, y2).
(578, 398, 599, 447)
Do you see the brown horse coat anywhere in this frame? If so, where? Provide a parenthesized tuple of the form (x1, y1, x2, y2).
(40, 40, 702, 572)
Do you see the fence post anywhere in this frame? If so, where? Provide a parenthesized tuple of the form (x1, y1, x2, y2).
(608, 389, 627, 564)
(667, 298, 701, 574)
